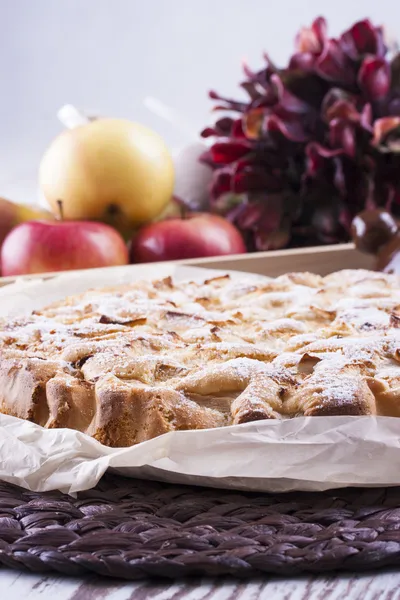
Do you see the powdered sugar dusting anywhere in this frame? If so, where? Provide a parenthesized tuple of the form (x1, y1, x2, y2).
(1, 268, 400, 436)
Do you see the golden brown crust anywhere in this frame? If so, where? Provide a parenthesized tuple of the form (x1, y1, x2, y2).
(46, 375, 96, 432)
(0, 358, 60, 425)
(1, 268, 400, 446)
(89, 377, 226, 446)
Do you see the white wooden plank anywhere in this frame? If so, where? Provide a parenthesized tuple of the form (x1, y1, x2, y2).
(1, 570, 400, 600)
(0, 571, 79, 600)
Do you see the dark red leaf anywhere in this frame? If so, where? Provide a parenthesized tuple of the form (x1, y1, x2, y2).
(305, 142, 343, 176)
(295, 16, 327, 53)
(199, 149, 217, 167)
(358, 57, 391, 100)
(201, 127, 217, 139)
(360, 103, 373, 131)
(289, 52, 316, 71)
(312, 17, 328, 46)
(264, 114, 309, 142)
(201, 117, 235, 138)
(315, 40, 355, 85)
(240, 80, 264, 101)
(210, 169, 233, 199)
(329, 119, 356, 157)
(231, 118, 246, 138)
(372, 117, 400, 151)
(340, 20, 386, 60)
(321, 89, 362, 125)
(248, 77, 281, 108)
(325, 99, 360, 122)
(208, 90, 247, 112)
(391, 53, 400, 92)
(322, 88, 354, 114)
(233, 168, 282, 194)
(210, 142, 252, 164)
(269, 74, 311, 116)
(280, 70, 330, 108)
(215, 117, 235, 136)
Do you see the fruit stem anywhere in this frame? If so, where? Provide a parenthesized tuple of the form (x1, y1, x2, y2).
(57, 105, 90, 129)
(56, 199, 64, 221)
(180, 205, 188, 220)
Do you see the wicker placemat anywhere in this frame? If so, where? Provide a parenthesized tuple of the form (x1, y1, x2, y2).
(0, 474, 399, 578)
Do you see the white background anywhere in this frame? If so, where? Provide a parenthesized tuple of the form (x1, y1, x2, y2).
(0, 0, 398, 203)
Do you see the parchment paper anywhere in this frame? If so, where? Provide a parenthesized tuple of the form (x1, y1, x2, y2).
(0, 263, 399, 494)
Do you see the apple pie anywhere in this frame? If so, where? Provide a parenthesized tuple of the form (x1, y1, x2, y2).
(0, 269, 400, 447)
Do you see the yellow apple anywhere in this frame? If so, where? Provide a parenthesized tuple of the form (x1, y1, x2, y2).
(0, 196, 53, 248)
(152, 196, 183, 222)
(39, 119, 175, 231)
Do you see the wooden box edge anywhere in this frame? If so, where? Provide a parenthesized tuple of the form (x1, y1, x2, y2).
(0, 243, 374, 288)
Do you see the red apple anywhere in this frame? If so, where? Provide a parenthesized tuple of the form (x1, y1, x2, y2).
(130, 214, 246, 263)
(1, 220, 128, 276)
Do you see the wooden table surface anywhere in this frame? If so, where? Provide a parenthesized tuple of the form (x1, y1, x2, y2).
(1, 569, 399, 599)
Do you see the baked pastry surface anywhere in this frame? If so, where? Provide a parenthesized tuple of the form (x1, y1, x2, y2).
(1, 269, 400, 447)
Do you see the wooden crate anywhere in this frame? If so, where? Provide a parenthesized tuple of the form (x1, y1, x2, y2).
(0, 243, 374, 288)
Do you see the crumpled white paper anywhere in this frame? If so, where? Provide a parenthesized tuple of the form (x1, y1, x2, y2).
(0, 263, 399, 494)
